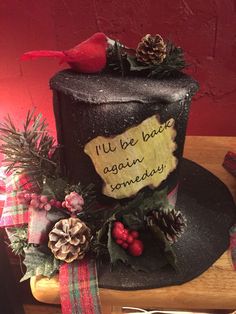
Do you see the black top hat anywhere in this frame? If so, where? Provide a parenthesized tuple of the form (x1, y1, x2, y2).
(50, 70, 236, 289)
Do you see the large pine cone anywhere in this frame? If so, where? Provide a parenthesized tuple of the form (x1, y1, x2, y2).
(147, 207, 186, 243)
(136, 34, 167, 65)
(48, 217, 91, 263)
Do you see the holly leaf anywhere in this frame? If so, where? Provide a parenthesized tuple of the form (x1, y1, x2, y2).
(122, 210, 144, 230)
(20, 246, 60, 282)
(97, 213, 117, 243)
(107, 222, 169, 272)
(122, 188, 169, 230)
(107, 221, 129, 264)
(127, 55, 154, 72)
(139, 187, 169, 211)
(148, 224, 178, 270)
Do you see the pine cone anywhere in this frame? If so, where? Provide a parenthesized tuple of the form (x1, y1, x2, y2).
(48, 217, 91, 263)
(136, 34, 167, 65)
(147, 207, 186, 243)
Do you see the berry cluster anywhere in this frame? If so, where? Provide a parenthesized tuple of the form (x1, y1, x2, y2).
(62, 192, 84, 213)
(17, 191, 62, 211)
(112, 221, 144, 256)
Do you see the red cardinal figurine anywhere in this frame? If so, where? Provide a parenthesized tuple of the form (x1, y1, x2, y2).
(21, 32, 109, 74)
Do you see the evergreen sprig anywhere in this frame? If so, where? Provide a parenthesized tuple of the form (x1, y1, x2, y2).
(106, 40, 130, 76)
(7, 226, 29, 256)
(0, 110, 57, 188)
(106, 38, 187, 78)
(148, 42, 186, 78)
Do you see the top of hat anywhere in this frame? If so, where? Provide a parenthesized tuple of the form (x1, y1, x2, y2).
(50, 69, 199, 105)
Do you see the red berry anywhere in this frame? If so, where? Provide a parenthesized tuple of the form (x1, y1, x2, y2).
(126, 235, 134, 244)
(24, 193, 31, 201)
(55, 201, 62, 208)
(30, 199, 40, 208)
(39, 203, 45, 209)
(113, 221, 124, 230)
(40, 195, 48, 203)
(62, 201, 66, 208)
(121, 229, 128, 241)
(128, 240, 144, 256)
(112, 227, 124, 239)
(130, 230, 139, 239)
(122, 242, 128, 249)
(31, 193, 39, 200)
(49, 199, 56, 206)
(44, 203, 51, 211)
(116, 239, 123, 245)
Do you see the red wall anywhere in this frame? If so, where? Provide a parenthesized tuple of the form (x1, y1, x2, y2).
(0, 0, 236, 139)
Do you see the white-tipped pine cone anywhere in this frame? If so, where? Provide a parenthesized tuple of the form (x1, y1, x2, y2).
(48, 217, 91, 263)
(147, 207, 187, 244)
(136, 34, 167, 65)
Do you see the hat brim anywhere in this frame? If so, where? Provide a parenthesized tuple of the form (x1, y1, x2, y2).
(97, 158, 236, 290)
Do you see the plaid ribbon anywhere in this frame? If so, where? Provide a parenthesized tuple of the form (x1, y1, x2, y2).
(28, 206, 51, 244)
(223, 152, 236, 269)
(59, 258, 101, 314)
(223, 151, 236, 177)
(0, 172, 33, 227)
(0, 178, 6, 217)
(230, 224, 236, 270)
(0, 171, 50, 244)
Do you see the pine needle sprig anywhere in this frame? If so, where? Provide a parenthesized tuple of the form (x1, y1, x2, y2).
(106, 40, 131, 76)
(148, 41, 186, 78)
(0, 110, 57, 187)
(108, 38, 187, 79)
(7, 226, 29, 256)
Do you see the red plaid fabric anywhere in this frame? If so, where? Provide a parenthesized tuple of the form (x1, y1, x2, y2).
(0, 172, 33, 227)
(223, 151, 236, 177)
(59, 258, 101, 314)
(0, 170, 102, 313)
(0, 190, 6, 218)
(28, 206, 52, 244)
(0, 168, 6, 217)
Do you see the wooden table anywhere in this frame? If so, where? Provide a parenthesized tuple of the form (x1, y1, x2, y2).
(30, 136, 236, 313)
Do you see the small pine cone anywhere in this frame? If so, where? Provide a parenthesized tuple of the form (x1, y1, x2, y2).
(147, 207, 186, 243)
(48, 217, 91, 263)
(136, 34, 167, 65)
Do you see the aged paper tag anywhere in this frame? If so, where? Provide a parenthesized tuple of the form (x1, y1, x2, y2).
(84, 115, 177, 199)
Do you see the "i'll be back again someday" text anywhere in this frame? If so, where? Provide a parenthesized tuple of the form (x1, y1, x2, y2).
(84, 116, 177, 199)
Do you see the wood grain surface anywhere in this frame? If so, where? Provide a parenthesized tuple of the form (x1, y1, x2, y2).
(30, 136, 236, 313)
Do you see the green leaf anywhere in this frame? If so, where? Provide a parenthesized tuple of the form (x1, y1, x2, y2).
(140, 187, 169, 210)
(107, 222, 129, 265)
(148, 224, 178, 270)
(122, 210, 144, 230)
(6, 226, 29, 256)
(107, 222, 169, 272)
(96, 213, 117, 243)
(127, 55, 153, 72)
(122, 187, 169, 230)
(20, 247, 60, 282)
